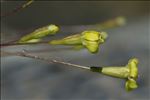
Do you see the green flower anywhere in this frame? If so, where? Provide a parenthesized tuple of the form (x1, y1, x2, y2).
(81, 31, 107, 53)
(90, 58, 139, 91)
(125, 58, 138, 91)
(49, 31, 108, 53)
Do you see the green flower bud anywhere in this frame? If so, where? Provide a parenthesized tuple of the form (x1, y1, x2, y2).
(18, 24, 59, 43)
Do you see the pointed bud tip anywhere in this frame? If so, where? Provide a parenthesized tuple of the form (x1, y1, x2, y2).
(48, 24, 59, 33)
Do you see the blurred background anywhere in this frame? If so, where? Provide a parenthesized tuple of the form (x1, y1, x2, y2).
(1, 1, 150, 100)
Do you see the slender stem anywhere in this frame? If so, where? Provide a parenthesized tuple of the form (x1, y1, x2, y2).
(1, 50, 90, 70)
(1, 0, 34, 18)
(0, 41, 49, 47)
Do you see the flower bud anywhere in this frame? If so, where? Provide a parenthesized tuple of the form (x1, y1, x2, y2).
(18, 24, 59, 43)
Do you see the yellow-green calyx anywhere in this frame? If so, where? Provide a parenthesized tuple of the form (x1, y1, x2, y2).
(101, 58, 139, 91)
(18, 24, 59, 43)
(49, 31, 108, 53)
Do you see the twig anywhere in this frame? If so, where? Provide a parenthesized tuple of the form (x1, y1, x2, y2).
(1, 0, 34, 18)
(0, 41, 49, 47)
(1, 50, 90, 70)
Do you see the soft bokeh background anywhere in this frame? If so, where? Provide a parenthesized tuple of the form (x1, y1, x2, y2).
(1, 1, 150, 100)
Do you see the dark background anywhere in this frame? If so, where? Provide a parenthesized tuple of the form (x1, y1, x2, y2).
(1, 1, 150, 100)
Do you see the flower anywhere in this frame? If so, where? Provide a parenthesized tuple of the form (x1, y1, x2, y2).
(125, 58, 138, 91)
(81, 31, 107, 53)
(90, 58, 139, 91)
(49, 30, 108, 53)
